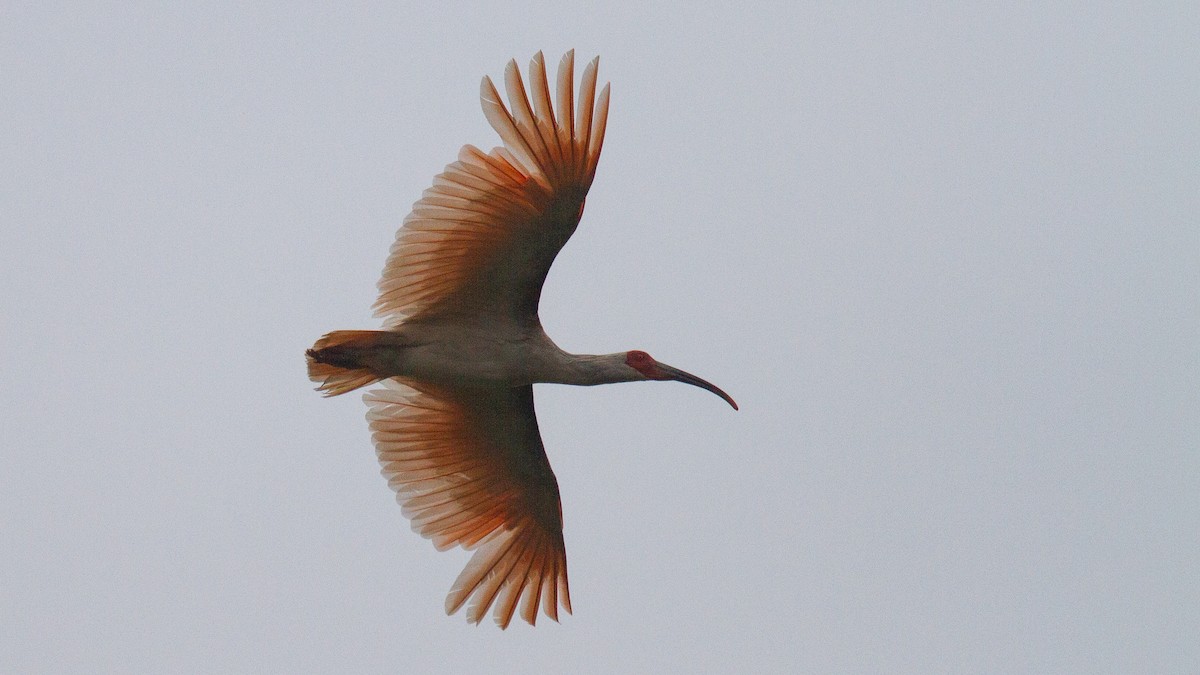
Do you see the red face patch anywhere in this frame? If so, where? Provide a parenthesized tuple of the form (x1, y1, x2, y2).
(625, 350, 658, 377)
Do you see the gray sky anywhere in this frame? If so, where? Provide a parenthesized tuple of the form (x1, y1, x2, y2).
(3, 3, 1197, 673)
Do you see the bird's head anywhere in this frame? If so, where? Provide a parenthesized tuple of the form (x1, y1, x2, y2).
(624, 350, 738, 410)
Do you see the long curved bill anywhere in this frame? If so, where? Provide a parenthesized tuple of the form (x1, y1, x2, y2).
(656, 363, 739, 410)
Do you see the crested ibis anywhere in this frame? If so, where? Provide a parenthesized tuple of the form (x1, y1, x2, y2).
(307, 51, 737, 628)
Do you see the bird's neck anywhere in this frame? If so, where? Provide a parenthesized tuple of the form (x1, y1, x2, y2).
(553, 352, 639, 386)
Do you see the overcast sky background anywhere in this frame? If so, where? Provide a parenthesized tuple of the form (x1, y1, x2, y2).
(3, 3, 1197, 673)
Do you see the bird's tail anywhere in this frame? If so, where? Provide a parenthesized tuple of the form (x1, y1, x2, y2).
(306, 330, 386, 396)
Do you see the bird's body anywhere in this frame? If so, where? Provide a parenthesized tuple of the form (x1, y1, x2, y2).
(307, 51, 735, 628)
(313, 319, 646, 388)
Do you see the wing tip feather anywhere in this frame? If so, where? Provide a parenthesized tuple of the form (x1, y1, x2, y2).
(440, 522, 571, 627)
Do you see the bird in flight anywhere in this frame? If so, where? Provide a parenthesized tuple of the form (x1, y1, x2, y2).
(307, 51, 737, 628)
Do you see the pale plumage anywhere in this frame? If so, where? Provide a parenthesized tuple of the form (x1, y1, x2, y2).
(307, 51, 735, 628)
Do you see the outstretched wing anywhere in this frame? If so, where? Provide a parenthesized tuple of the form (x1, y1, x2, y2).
(363, 379, 571, 627)
(373, 50, 611, 326)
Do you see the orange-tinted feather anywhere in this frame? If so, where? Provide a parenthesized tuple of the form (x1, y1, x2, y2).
(305, 330, 386, 396)
(373, 50, 610, 326)
(364, 379, 571, 627)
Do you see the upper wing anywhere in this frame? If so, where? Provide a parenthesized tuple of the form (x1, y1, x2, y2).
(363, 379, 571, 627)
(373, 51, 611, 326)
